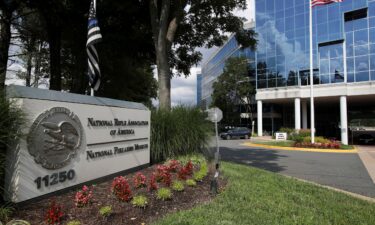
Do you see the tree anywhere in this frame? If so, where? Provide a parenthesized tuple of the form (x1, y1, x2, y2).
(211, 56, 256, 128)
(15, 8, 47, 87)
(148, 0, 257, 110)
(0, 0, 22, 92)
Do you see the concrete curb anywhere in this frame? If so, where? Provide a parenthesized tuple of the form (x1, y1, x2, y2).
(241, 142, 358, 154)
(282, 174, 375, 203)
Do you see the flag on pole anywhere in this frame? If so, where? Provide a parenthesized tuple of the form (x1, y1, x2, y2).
(309, 0, 343, 143)
(87, 0, 102, 91)
(312, 0, 343, 7)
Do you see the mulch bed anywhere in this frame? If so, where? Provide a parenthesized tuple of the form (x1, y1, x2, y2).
(12, 164, 226, 225)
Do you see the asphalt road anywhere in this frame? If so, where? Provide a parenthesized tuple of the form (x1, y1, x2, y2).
(211, 138, 375, 198)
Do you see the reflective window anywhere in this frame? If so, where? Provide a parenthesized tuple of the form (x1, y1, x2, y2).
(255, 0, 374, 89)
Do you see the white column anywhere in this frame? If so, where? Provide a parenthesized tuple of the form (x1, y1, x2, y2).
(340, 96, 348, 145)
(257, 100, 263, 137)
(302, 100, 308, 129)
(294, 98, 301, 130)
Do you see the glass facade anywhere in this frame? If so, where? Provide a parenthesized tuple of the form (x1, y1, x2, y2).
(201, 34, 256, 108)
(255, 0, 375, 89)
(196, 73, 202, 106)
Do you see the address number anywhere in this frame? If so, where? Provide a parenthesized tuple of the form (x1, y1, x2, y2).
(34, 170, 75, 189)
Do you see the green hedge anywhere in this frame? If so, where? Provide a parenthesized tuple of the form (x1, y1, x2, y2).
(278, 127, 311, 143)
(150, 106, 212, 163)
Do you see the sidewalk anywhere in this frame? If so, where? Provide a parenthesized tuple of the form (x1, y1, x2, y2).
(357, 145, 375, 184)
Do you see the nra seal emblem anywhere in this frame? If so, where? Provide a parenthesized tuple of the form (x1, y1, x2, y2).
(27, 107, 84, 170)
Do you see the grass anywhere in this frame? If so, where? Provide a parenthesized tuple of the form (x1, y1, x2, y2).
(154, 162, 375, 225)
(253, 140, 295, 147)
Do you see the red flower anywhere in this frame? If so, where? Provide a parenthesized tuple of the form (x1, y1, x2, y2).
(166, 159, 181, 172)
(148, 173, 158, 191)
(112, 176, 132, 201)
(133, 172, 147, 188)
(74, 185, 93, 207)
(45, 200, 63, 225)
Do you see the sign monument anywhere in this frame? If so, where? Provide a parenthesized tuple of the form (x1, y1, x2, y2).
(4, 86, 151, 203)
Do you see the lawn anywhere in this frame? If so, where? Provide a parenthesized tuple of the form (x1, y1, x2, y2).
(254, 140, 295, 147)
(154, 162, 375, 225)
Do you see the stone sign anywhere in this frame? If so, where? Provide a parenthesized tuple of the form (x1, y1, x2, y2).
(4, 86, 150, 203)
(275, 132, 287, 141)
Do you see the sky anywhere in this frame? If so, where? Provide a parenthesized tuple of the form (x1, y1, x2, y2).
(170, 0, 255, 106)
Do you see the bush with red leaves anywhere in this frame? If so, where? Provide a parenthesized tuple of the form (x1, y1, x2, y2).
(177, 160, 194, 180)
(148, 173, 158, 191)
(45, 200, 63, 225)
(112, 176, 132, 202)
(166, 159, 181, 172)
(133, 172, 147, 188)
(74, 185, 93, 207)
(155, 164, 172, 186)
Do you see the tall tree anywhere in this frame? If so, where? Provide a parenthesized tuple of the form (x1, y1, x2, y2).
(211, 56, 256, 127)
(0, 0, 21, 92)
(15, 8, 46, 87)
(148, 0, 257, 110)
(97, 0, 157, 105)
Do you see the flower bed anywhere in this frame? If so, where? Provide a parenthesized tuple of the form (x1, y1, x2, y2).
(10, 157, 222, 225)
(293, 141, 341, 149)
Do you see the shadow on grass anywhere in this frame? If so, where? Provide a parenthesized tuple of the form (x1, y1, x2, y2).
(211, 147, 288, 173)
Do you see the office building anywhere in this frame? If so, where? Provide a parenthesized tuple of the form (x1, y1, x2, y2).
(255, 0, 375, 144)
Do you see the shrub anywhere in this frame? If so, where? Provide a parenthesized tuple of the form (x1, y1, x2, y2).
(165, 159, 181, 172)
(45, 200, 63, 225)
(74, 185, 93, 207)
(177, 160, 194, 180)
(279, 127, 294, 136)
(151, 106, 212, 163)
(148, 173, 158, 191)
(0, 205, 13, 222)
(186, 179, 197, 187)
(99, 206, 112, 218)
(156, 188, 172, 201)
(133, 172, 147, 188)
(303, 136, 330, 144)
(178, 154, 206, 166)
(5, 220, 30, 225)
(155, 165, 172, 186)
(171, 180, 185, 192)
(155, 165, 169, 181)
(67, 220, 81, 225)
(112, 176, 132, 202)
(193, 161, 208, 182)
(289, 129, 311, 142)
(131, 195, 148, 208)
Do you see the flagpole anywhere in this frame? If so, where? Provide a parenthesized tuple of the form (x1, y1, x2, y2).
(90, 0, 97, 97)
(309, 1, 315, 143)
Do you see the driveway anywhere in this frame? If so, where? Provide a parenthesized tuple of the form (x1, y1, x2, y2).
(212, 139, 375, 198)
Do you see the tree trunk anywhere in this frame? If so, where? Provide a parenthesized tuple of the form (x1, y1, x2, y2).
(71, 36, 87, 94)
(0, 10, 12, 92)
(25, 53, 32, 87)
(33, 41, 43, 88)
(156, 44, 171, 110)
(48, 26, 62, 91)
(149, 0, 173, 110)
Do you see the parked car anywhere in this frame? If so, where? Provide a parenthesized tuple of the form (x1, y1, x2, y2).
(220, 127, 251, 140)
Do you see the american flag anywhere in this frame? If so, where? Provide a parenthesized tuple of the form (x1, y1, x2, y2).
(312, 0, 343, 7)
(86, 0, 102, 91)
